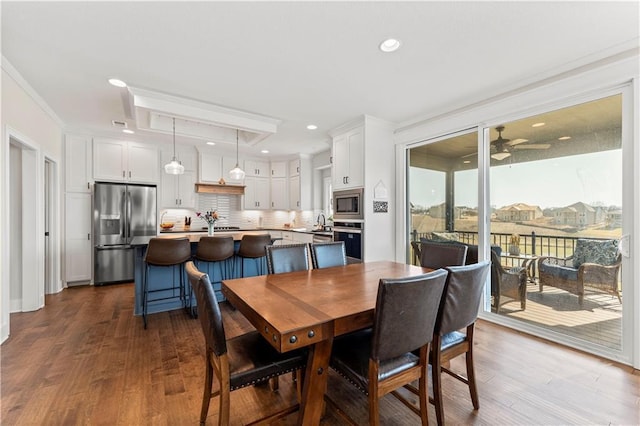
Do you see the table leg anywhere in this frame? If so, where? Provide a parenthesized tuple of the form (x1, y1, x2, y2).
(298, 338, 333, 425)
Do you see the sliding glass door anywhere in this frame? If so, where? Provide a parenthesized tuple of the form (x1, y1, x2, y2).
(406, 90, 631, 362)
(487, 94, 625, 352)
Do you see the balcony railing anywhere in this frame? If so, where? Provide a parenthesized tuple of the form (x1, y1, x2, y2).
(409, 230, 614, 271)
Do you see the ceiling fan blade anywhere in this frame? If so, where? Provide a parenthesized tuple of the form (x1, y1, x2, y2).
(491, 152, 511, 161)
(513, 144, 551, 150)
(507, 138, 529, 146)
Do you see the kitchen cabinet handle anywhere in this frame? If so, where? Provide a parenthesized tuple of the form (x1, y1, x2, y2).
(87, 182, 90, 189)
(122, 171, 125, 178)
(87, 233, 90, 240)
(129, 171, 131, 178)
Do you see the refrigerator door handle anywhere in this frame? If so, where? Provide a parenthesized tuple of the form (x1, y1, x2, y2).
(125, 189, 132, 243)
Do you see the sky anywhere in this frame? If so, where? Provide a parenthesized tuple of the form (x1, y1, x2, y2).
(410, 150, 622, 210)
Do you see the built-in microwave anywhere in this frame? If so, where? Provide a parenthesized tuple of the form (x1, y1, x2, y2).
(333, 188, 364, 220)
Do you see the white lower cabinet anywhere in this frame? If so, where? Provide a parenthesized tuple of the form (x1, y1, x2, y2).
(65, 193, 92, 283)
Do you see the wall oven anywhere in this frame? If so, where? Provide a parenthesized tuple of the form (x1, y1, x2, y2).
(333, 188, 363, 221)
(333, 221, 363, 263)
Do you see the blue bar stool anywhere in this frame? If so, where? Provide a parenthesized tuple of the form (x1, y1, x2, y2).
(142, 237, 191, 329)
(236, 234, 272, 277)
(194, 236, 235, 303)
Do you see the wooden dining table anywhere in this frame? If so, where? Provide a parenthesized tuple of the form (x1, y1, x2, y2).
(221, 260, 431, 425)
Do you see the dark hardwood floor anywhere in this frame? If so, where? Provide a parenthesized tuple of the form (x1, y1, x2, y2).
(1, 283, 638, 425)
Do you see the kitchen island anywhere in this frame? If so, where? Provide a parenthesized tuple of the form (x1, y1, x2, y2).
(130, 231, 278, 316)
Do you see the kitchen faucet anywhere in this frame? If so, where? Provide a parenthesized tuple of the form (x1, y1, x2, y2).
(316, 213, 326, 230)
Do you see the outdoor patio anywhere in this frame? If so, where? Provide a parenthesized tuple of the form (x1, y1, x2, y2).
(498, 283, 622, 350)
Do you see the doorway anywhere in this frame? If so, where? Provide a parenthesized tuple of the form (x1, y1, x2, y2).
(7, 131, 49, 316)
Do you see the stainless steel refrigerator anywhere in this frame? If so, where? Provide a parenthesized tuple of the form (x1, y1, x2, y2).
(93, 182, 157, 285)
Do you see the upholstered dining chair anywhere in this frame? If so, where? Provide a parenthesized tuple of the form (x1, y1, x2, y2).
(327, 269, 448, 425)
(186, 261, 306, 426)
(418, 240, 468, 270)
(310, 241, 347, 269)
(265, 243, 310, 274)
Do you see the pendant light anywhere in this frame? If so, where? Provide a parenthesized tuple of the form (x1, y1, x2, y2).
(164, 117, 184, 175)
(229, 129, 245, 180)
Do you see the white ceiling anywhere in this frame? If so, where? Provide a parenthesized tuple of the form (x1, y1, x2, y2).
(2, 1, 638, 158)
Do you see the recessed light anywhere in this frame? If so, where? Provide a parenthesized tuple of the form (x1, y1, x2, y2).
(122, 129, 134, 134)
(558, 136, 571, 141)
(306, 124, 318, 130)
(463, 160, 471, 164)
(531, 122, 546, 127)
(379, 38, 401, 53)
(206, 142, 215, 146)
(108, 78, 127, 88)
(261, 150, 269, 154)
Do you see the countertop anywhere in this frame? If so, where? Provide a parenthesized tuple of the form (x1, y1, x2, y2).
(158, 227, 333, 237)
(133, 227, 333, 247)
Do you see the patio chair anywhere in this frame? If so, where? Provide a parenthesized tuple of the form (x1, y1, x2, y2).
(538, 238, 621, 306)
(465, 245, 527, 312)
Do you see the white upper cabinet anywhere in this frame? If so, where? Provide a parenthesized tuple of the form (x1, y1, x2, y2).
(289, 158, 301, 177)
(270, 161, 287, 178)
(65, 134, 92, 193)
(93, 138, 159, 183)
(244, 160, 270, 177)
(332, 126, 364, 190)
(199, 152, 223, 183)
(289, 156, 311, 210)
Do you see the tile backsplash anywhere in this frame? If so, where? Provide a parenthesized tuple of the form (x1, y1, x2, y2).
(159, 193, 318, 230)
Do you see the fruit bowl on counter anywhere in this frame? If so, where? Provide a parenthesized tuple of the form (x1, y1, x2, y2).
(160, 222, 175, 230)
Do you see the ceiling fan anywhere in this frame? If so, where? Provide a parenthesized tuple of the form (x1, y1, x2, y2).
(490, 125, 551, 160)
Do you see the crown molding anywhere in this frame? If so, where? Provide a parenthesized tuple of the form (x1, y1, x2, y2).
(1, 56, 65, 128)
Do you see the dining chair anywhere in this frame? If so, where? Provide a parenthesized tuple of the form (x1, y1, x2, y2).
(419, 240, 468, 270)
(186, 261, 306, 426)
(265, 243, 310, 274)
(327, 269, 448, 425)
(310, 241, 347, 269)
(404, 260, 491, 425)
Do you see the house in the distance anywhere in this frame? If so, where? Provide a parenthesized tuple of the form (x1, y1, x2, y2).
(495, 203, 543, 222)
(553, 202, 606, 226)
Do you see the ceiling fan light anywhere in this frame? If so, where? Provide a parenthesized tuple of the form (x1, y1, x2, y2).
(491, 152, 511, 161)
(164, 159, 184, 174)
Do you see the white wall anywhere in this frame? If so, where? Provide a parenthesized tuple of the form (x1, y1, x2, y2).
(1, 62, 64, 343)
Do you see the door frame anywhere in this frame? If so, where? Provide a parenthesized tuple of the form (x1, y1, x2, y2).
(2, 126, 49, 341)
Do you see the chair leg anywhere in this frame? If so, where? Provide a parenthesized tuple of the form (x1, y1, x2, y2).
(465, 326, 479, 410)
(368, 359, 380, 426)
(200, 356, 214, 425)
(432, 336, 445, 426)
(419, 345, 429, 426)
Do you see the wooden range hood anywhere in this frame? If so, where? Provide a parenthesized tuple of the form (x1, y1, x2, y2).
(195, 183, 245, 195)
